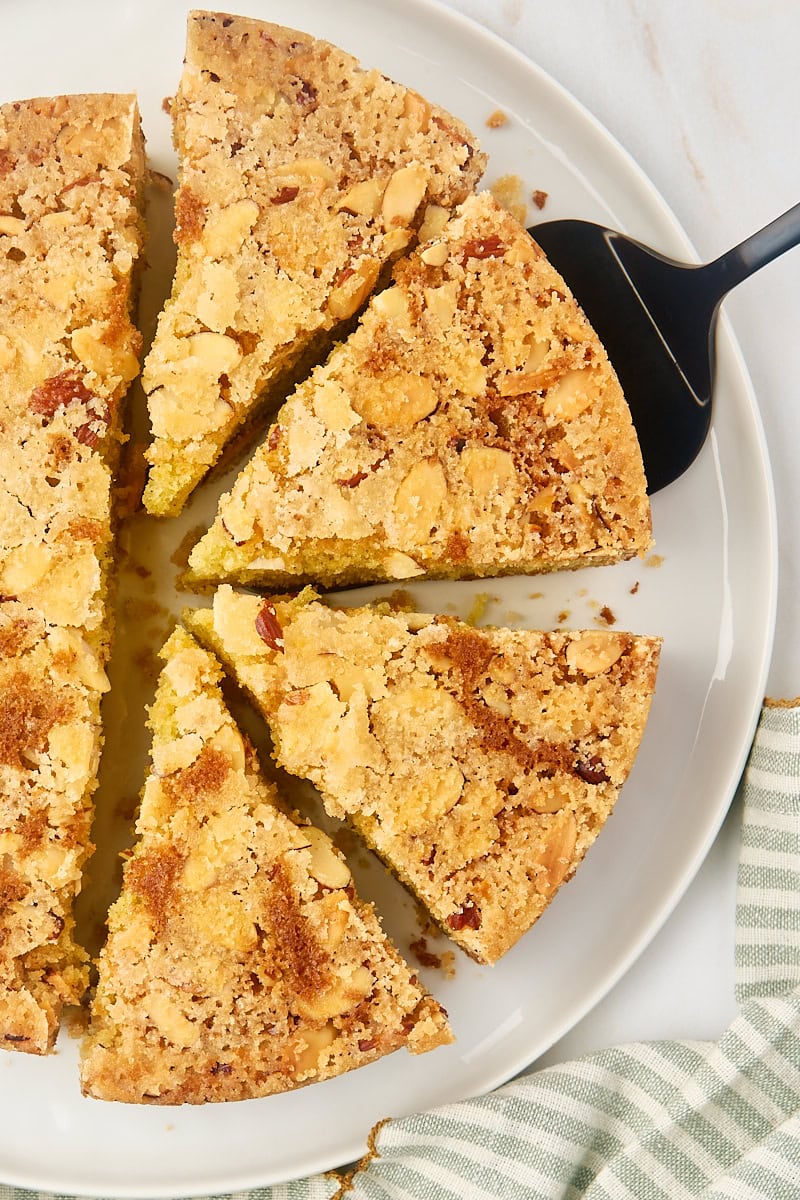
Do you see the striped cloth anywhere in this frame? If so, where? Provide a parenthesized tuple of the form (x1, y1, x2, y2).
(3, 701, 799, 1200)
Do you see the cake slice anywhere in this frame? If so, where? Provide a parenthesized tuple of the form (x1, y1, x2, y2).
(81, 627, 451, 1103)
(188, 192, 652, 590)
(187, 588, 661, 964)
(0, 95, 145, 1053)
(142, 10, 486, 516)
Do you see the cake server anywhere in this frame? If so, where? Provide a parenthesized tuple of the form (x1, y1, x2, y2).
(529, 202, 800, 493)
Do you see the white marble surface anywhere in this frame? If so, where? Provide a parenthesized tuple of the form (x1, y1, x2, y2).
(436, 0, 800, 1065)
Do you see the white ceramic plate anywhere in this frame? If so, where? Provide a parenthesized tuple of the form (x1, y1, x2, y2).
(0, 1, 776, 1195)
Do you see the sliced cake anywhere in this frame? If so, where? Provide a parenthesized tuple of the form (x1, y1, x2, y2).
(188, 191, 652, 590)
(81, 627, 451, 1103)
(0, 95, 145, 1053)
(187, 588, 661, 965)
(142, 10, 486, 515)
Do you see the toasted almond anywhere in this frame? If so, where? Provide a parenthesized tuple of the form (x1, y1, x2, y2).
(565, 632, 625, 676)
(382, 163, 429, 226)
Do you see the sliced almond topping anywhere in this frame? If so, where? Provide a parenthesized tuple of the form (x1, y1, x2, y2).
(305, 828, 352, 890)
(327, 259, 380, 320)
(294, 1022, 337, 1075)
(418, 204, 449, 242)
(372, 287, 410, 324)
(542, 367, 598, 420)
(381, 163, 429, 227)
(353, 372, 438, 429)
(186, 331, 242, 376)
(393, 459, 448, 540)
(294, 965, 373, 1022)
(382, 227, 413, 256)
(383, 551, 424, 580)
(203, 199, 259, 258)
(335, 178, 385, 218)
(461, 446, 517, 495)
(275, 157, 336, 184)
(420, 240, 449, 267)
(534, 812, 578, 895)
(565, 632, 625, 676)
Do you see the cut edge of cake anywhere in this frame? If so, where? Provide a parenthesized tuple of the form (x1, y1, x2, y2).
(141, 10, 487, 516)
(0, 93, 146, 1053)
(186, 586, 661, 965)
(186, 190, 652, 591)
(80, 625, 452, 1103)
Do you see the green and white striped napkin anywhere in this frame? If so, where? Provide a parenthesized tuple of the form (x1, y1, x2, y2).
(3, 700, 799, 1200)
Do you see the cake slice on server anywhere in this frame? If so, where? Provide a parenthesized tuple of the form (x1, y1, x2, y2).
(187, 588, 661, 965)
(80, 627, 451, 1103)
(142, 10, 486, 516)
(0, 95, 145, 1053)
(187, 191, 652, 590)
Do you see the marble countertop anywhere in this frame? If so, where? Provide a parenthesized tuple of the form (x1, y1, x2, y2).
(437, 0, 800, 1065)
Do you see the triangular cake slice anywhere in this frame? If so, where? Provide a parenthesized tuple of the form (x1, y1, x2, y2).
(188, 191, 651, 589)
(142, 10, 486, 515)
(0, 95, 145, 1053)
(81, 627, 451, 1103)
(187, 588, 661, 964)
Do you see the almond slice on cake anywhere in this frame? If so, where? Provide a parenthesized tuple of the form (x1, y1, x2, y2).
(187, 192, 652, 589)
(80, 627, 451, 1103)
(0, 94, 145, 1053)
(187, 587, 661, 965)
(142, 10, 486, 516)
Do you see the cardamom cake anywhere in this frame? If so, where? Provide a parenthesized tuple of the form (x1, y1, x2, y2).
(142, 10, 486, 516)
(81, 627, 451, 1103)
(0, 94, 145, 1053)
(188, 192, 651, 590)
(187, 588, 661, 964)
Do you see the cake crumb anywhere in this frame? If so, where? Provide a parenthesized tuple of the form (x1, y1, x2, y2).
(132, 645, 161, 682)
(441, 951, 456, 980)
(528, 591, 544, 600)
(409, 937, 442, 970)
(557, 609, 570, 624)
(465, 593, 491, 626)
(532, 189, 548, 210)
(486, 108, 508, 129)
(630, 580, 640, 595)
(645, 553, 665, 568)
(122, 597, 165, 623)
(116, 441, 148, 521)
(148, 169, 173, 191)
(62, 1005, 89, 1039)
(488, 173, 526, 224)
(386, 589, 418, 612)
(597, 605, 616, 626)
(170, 524, 208, 570)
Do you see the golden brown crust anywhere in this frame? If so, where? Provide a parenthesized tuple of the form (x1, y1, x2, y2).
(188, 193, 652, 589)
(188, 588, 661, 964)
(0, 94, 145, 1053)
(142, 11, 486, 515)
(80, 628, 451, 1104)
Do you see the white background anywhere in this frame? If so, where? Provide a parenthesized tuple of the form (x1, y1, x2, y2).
(438, 0, 800, 1064)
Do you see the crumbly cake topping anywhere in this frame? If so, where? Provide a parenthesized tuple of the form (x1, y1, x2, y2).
(188, 588, 661, 964)
(142, 10, 486, 515)
(81, 627, 450, 1104)
(0, 94, 145, 1053)
(188, 192, 651, 589)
